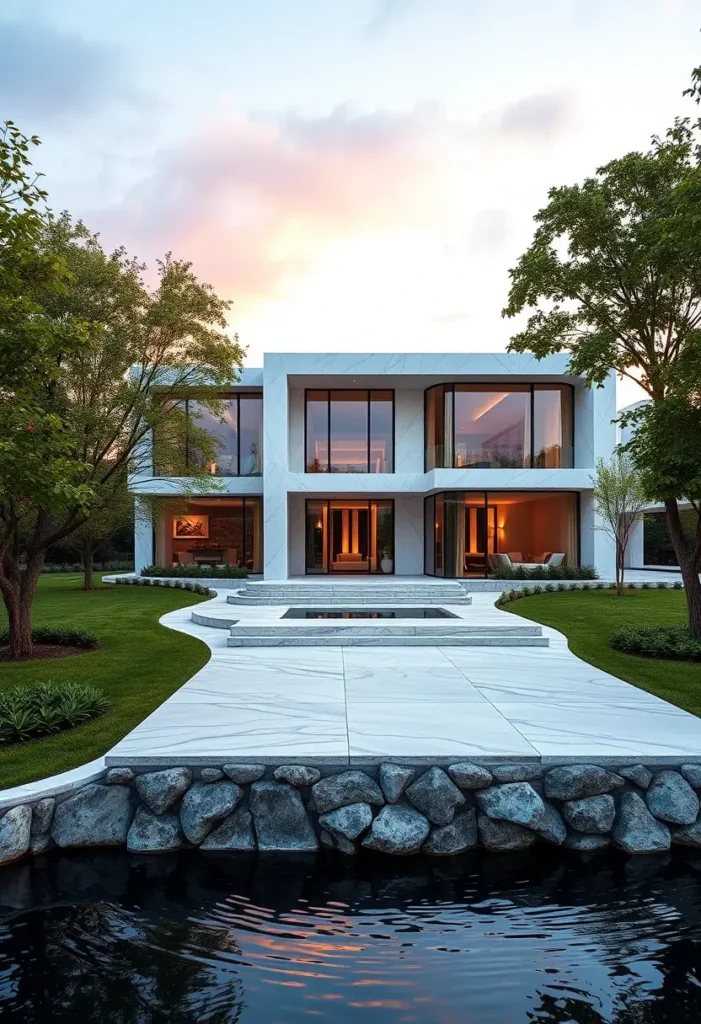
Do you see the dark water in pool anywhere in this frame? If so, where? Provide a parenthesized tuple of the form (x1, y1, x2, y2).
(2, 849, 701, 1023)
(282, 607, 457, 618)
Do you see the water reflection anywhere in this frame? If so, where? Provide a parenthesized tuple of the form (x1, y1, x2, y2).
(1, 848, 701, 1022)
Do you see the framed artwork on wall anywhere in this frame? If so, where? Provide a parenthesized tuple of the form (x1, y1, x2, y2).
(173, 515, 209, 539)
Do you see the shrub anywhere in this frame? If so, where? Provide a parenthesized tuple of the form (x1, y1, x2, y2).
(141, 564, 248, 580)
(0, 682, 110, 744)
(0, 626, 99, 650)
(656, 581, 668, 589)
(492, 564, 599, 581)
(42, 560, 134, 574)
(673, 581, 683, 589)
(610, 624, 701, 662)
(641, 581, 652, 589)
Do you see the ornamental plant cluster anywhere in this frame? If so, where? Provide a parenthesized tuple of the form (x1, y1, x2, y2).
(610, 624, 701, 662)
(0, 626, 99, 649)
(497, 580, 682, 605)
(493, 564, 598, 581)
(140, 564, 248, 580)
(41, 561, 134, 574)
(114, 577, 215, 596)
(0, 682, 110, 744)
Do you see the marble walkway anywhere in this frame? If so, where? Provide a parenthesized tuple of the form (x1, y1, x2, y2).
(105, 587, 701, 769)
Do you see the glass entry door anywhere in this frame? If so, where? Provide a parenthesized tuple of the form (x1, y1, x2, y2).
(305, 499, 394, 574)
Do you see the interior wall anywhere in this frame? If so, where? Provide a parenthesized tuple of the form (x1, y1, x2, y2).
(497, 503, 533, 557)
(497, 493, 578, 564)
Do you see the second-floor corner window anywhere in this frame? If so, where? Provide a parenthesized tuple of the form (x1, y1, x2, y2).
(156, 393, 263, 477)
(305, 389, 394, 473)
(425, 383, 573, 470)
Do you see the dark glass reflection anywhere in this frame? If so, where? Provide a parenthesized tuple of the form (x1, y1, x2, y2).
(3, 849, 701, 1023)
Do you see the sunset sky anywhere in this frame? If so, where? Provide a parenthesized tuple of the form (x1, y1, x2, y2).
(2, 0, 699, 407)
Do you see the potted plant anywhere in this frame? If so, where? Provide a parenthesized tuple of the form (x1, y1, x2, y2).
(380, 547, 394, 574)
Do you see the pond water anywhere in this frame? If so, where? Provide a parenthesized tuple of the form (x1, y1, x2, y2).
(281, 607, 458, 618)
(1, 848, 701, 1022)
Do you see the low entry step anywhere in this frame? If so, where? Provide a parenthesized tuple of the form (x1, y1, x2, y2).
(225, 622, 548, 647)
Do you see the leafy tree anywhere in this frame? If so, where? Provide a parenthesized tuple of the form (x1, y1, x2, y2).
(63, 466, 133, 590)
(591, 453, 648, 595)
(503, 76, 701, 636)
(0, 156, 245, 656)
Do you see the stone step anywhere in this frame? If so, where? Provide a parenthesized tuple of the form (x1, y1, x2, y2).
(228, 623, 543, 637)
(226, 595, 474, 606)
(226, 634, 550, 648)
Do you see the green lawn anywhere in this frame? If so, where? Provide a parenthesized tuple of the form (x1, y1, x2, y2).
(505, 588, 701, 716)
(0, 574, 210, 788)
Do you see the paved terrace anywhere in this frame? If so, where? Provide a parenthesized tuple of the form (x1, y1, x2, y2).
(106, 577, 701, 769)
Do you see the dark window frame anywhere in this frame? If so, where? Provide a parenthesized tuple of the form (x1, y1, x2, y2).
(304, 389, 395, 474)
(304, 497, 395, 574)
(424, 382, 575, 471)
(155, 392, 263, 477)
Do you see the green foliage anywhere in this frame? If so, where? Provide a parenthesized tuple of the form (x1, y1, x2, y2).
(0, 625, 99, 649)
(115, 576, 214, 595)
(141, 564, 248, 579)
(610, 624, 701, 661)
(42, 560, 134, 574)
(492, 564, 598, 581)
(0, 681, 109, 744)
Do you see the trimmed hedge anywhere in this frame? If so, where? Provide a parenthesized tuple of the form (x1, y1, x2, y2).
(0, 681, 110, 744)
(610, 624, 701, 662)
(42, 560, 134, 574)
(0, 626, 100, 650)
(493, 564, 599, 581)
(115, 576, 215, 596)
(141, 564, 248, 580)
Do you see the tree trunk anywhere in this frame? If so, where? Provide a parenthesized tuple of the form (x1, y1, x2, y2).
(664, 498, 701, 640)
(0, 550, 45, 658)
(82, 549, 95, 591)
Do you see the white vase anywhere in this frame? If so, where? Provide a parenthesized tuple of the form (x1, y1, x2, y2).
(380, 558, 393, 574)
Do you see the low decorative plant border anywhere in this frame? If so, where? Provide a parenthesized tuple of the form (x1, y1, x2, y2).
(493, 564, 599, 581)
(42, 561, 134, 574)
(114, 577, 216, 597)
(610, 624, 701, 662)
(141, 565, 249, 580)
(0, 682, 110, 745)
(0, 626, 100, 650)
(496, 580, 684, 606)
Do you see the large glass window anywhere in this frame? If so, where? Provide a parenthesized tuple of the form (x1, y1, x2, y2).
(305, 390, 394, 473)
(425, 491, 578, 578)
(164, 497, 263, 572)
(305, 499, 395, 573)
(156, 394, 262, 477)
(425, 384, 574, 470)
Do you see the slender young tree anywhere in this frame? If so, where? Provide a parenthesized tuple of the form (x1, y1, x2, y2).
(591, 454, 648, 595)
(503, 71, 701, 636)
(64, 468, 134, 590)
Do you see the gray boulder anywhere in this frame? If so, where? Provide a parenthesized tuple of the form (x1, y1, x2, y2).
(0, 806, 32, 865)
(127, 806, 184, 852)
(448, 763, 493, 789)
(562, 795, 615, 834)
(311, 771, 384, 815)
(52, 785, 132, 847)
(180, 782, 243, 844)
(274, 765, 321, 787)
(222, 764, 266, 785)
(613, 792, 671, 853)
(405, 767, 465, 826)
(681, 764, 701, 788)
(29, 798, 55, 855)
(423, 810, 478, 854)
(332, 833, 356, 856)
(319, 803, 373, 843)
(564, 833, 610, 851)
(618, 765, 652, 790)
(476, 782, 545, 830)
(250, 782, 318, 851)
(534, 803, 567, 845)
(362, 805, 430, 855)
(379, 764, 415, 803)
(200, 768, 224, 782)
(544, 764, 624, 801)
(491, 764, 542, 783)
(106, 767, 135, 786)
(672, 815, 701, 848)
(478, 814, 537, 850)
(646, 770, 699, 825)
(319, 829, 335, 849)
(135, 768, 193, 815)
(200, 807, 256, 851)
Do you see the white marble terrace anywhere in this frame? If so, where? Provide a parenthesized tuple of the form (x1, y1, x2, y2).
(105, 577, 701, 770)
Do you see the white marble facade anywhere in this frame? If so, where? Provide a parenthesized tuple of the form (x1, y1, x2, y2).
(129, 352, 617, 578)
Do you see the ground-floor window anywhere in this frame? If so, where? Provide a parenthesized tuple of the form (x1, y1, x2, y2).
(157, 497, 263, 573)
(305, 499, 394, 574)
(424, 491, 579, 578)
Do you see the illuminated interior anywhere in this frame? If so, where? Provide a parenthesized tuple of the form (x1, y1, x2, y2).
(157, 497, 263, 573)
(305, 499, 394, 573)
(305, 390, 394, 473)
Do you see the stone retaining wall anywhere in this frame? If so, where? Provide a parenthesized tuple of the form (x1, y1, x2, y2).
(2, 762, 701, 865)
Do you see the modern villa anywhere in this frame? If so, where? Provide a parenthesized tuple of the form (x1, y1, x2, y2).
(129, 352, 618, 580)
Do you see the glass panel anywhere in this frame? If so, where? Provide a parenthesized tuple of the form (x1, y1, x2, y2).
(328, 499, 370, 571)
(454, 386, 531, 468)
(187, 400, 238, 476)
(306, 391, 329, 472)
(533, 386, 573, 468)
(425, 387, 444, 470)
(244, 497, 263, 572)
(239, 394, 263, 475)
(305, 501, 328, 573)
(373, 500, 394, 574)
(424, 496, 435, 575)
(330, 391, 369, 473)
(434, 493, 444, 576)
(489, 491, 578, 569)
(369, 391, 393, 473)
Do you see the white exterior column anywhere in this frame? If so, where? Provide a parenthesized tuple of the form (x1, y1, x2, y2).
(134, 497, 154, 574)
(625, 518, 645, 568)
(262, 354, 289, 579)
(579, 371, 617, 578)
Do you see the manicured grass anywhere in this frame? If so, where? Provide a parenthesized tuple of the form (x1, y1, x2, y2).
(0, 574, 209, 788)
(505, 588, 701, 716)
